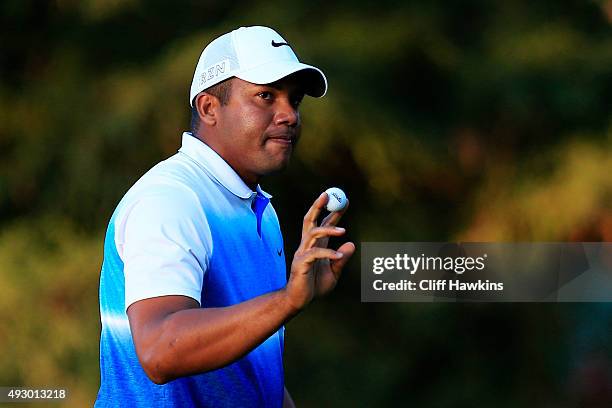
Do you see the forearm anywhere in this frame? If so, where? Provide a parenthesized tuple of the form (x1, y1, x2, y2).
(142, 289, 298, 383)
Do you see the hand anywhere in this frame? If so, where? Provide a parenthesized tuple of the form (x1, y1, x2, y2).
(285, 192, 356, 312)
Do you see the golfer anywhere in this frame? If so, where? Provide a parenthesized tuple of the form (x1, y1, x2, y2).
(95, 26, 355, 407)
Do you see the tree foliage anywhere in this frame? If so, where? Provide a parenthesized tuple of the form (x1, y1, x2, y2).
(1, 0, 611, 406)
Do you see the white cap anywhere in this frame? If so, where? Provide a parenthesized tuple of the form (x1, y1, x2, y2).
(189, 26, 327, 107)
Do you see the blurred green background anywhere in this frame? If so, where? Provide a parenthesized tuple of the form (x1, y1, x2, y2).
(1, 0, 612, 406)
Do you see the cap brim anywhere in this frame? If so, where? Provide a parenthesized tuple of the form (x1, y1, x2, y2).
(235, 61, 327, 98)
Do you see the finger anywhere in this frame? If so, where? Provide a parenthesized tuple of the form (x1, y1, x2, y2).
(321, 198, 350, 227)
(318, 200, 349, 250)
(301, 226, 346, 250)
(330, 241, 356, 277)
(301, 192, 328, 237)
(295, 247, 344, 270)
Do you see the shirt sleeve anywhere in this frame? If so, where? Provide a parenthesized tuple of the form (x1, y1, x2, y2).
(116, 186, 213, 311)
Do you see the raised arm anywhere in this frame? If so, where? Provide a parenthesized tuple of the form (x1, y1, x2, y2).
(127, 192, 355, 384)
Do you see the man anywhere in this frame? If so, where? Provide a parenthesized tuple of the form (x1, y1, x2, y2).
(95, 26, 355, 407)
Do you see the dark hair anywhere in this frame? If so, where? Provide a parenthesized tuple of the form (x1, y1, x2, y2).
(191, 78, 233, 134)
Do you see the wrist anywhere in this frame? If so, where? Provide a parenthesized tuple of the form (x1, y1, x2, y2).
(279, 287, 304, 319)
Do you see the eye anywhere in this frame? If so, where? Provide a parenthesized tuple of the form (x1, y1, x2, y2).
(257, 91, 273, 100)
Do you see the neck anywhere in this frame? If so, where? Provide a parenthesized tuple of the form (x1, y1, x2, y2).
(193, 131, 259, 192)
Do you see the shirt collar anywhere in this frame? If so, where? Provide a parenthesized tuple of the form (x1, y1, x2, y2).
(178, 132, 272, 200)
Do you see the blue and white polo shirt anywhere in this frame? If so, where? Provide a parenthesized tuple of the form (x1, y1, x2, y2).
(95, 132, 287, 407)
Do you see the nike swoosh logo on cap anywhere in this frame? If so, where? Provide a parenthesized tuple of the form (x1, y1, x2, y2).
(271, 40, 290, 48)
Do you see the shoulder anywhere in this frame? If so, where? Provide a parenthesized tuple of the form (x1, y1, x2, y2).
(113, 179, 212, 256)
(117, 183, 203, 227)
(115, 153, 211, 222)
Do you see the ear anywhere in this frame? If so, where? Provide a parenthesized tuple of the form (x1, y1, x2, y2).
(195, 92, 220, 127)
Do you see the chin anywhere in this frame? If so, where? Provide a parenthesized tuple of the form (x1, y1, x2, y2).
(260, 157, 291, 176)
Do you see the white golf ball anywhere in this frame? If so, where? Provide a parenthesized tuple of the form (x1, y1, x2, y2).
(325, 187, 347, 212)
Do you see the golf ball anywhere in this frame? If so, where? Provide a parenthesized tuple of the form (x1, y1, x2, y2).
(325, 187, 347, 212)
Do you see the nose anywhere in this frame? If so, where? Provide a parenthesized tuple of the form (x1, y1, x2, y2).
(274, 98, 299, 127)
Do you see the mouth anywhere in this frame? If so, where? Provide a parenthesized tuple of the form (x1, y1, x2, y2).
(267, 138, 293, 146)
(265, 131, 296, 147)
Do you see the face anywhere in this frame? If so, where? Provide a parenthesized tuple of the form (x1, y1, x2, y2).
(211, 75, 305, 187)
